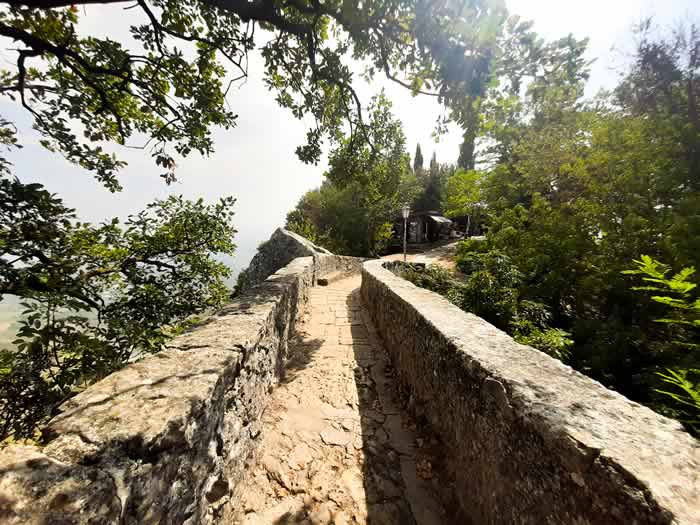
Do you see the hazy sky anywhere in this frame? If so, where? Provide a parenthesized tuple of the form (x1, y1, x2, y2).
(1, 0, 697, 277)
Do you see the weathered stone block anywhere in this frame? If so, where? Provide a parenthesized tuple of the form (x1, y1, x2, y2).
(235, 228, 332, 295)
(361, 259, 699, 525)
(0, 251, 364, 525)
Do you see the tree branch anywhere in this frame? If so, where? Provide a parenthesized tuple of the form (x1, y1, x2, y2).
(2, 0, 127, 6)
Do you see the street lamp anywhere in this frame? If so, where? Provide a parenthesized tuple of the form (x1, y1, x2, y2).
(401, 204, 410, 263)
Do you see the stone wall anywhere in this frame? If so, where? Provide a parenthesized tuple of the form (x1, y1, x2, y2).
(235, 228, 332, 295)
(0, 254, 360, 525)
(314, 251, 365, 278)
(361, 259, 699, 525)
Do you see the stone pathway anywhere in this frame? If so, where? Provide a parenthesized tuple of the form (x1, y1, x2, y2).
(227, 276, 453, 525)
(382, 241, 462, 269)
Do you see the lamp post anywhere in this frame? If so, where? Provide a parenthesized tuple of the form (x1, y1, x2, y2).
(401, 204, 410, 263)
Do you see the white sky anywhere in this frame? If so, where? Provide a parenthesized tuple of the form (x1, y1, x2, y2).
(1, 0, 697, 278)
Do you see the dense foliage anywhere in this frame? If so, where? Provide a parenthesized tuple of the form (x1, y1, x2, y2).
(624, 256, 699, 434)
(412, 151, 454, 212)
(0, 183, 236, 439)
(438, 22, 700, 434)
(0, 0, 511, 185)
(286, 95, 420, 256)
(396, 258, 572, 361)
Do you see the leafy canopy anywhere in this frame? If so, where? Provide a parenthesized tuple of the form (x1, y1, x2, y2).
(0, 181, 237, 439)
(287, 94, 418, 256)
(624, 256, 699, 435)
(443, 168, 482, 218)
(439, 20, 699, 433)
(0, 0, 510, 188)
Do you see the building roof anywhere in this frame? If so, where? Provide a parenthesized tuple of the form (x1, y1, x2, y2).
(427, 215, 452, 224)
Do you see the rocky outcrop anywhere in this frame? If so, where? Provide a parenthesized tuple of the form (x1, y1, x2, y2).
(235, 228, 332, 295)
(361, 259, 700, 525)
(0, 254, 362, 525)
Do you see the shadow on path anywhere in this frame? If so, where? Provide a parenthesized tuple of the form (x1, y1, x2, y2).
(349, 288, 457, 525)
(227, 277, 455, 525)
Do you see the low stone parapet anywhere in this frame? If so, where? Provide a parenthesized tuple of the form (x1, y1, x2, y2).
(361, 259, 699, 525)
(0, 254, 361, 524)
(234, 228, 333, 295)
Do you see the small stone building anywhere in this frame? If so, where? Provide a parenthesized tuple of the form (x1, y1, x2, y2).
(393, 210, 452, 245)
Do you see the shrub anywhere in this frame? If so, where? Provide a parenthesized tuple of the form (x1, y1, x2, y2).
(447, 272, 520, 330)
(455, 250, 523, 288)
(624, 255, 699, 435)
(454, 238, 491, 260)
(395, 264, 456, 296)
(514, 328, 573, 361)
(395, 256, 573, 362)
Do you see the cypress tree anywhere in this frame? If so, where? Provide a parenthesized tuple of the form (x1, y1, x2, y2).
(413, 143, 424, 173)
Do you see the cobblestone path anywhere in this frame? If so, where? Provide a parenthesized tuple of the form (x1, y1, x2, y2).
(229, 276, 452, 525)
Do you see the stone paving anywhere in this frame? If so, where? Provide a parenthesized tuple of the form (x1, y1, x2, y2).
(381, 241, 461, 269)
(228, 276, 453, 525)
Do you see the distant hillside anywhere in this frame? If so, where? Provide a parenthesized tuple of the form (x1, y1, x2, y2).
(0, 296, 21, 348)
